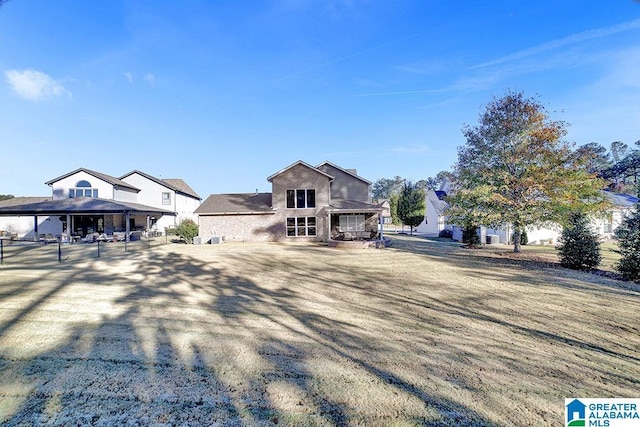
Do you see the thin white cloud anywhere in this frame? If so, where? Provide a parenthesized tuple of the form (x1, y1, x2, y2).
(123, 72, 133, 83)
(5, 69, 71, 101)
(472, 18, 640, 69)
(144, 73, 156, 85)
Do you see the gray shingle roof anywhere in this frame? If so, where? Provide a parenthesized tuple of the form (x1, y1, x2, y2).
(604, 190, 638, 208)
(328, 198, 381, 212)
(120, 170, 200, 199)
(0, 197, 174, 216)
(45, 168, 140, 192)
(0, 196, 51, 208)
(195, 193, 273, 215)
(162, 178, 200, 199)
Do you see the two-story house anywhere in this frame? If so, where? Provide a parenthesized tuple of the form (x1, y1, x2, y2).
(0, 167, 200, 241)
(119, 170, 201, 231)
(195, 160, 382, 242)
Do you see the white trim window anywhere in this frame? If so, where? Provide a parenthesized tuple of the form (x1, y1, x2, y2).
(162, 192, 171, 205)
(286, 189, 315, 209)
(339, 214, 365, 232)
(69, 180, 98, 198)
(286, 217, 317, 237)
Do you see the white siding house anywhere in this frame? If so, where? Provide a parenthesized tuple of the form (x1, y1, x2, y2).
(0, 167, 199, 240)
(120, 171, 201, 232)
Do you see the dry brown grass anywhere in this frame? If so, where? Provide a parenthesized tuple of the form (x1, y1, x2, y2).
(0, 235, 638, 426)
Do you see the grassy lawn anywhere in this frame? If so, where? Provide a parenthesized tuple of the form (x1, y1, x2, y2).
(0, 235, 638, 426)
(501, 241, 621, 272)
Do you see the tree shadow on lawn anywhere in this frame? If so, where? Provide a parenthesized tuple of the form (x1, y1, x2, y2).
(390, 234, 640, 295)
(266, 239, 640, 417)
(0, 246, 496, 426)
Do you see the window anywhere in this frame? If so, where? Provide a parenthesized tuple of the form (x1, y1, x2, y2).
(339, 214, 365, 232)
(603, 218, 613, 234)
(286, 189, 315, 208)
(286, 217, 317, 237)
(162, 192, 171, 205)
(69, 180, 98, 198)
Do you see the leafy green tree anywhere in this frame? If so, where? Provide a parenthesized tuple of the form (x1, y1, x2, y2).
(614, 202, 640, 280)
(0, 194, 14, 201)
(451, 90, 607, 253)
(175, 219, 199, 244)
(389, 193, 400, 225)
(574, 143, 611, 175)
(556, 212, 601, 270)
(371, 176, 404, 202)
(461, 220, 481, 247)
(397, 181, 425, 234)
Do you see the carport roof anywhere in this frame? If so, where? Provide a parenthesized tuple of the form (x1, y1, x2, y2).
(327, 199, 383, 213)
(0, 197, 175, 216)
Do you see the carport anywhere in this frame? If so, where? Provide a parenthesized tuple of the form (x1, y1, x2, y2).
(0, 198, 174, 243)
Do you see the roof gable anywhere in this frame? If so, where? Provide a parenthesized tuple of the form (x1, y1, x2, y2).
(316, 161, 371, 185)
(266, 160, 334, 182)
(120, 170, 200, 199)
(45, 168, 140, 192)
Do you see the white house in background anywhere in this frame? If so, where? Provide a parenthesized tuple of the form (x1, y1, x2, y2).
(415, 189, 448, 236)
(420, 187, 638, 244)
(481, 191, 638, 244)
(119, 170, 201, 231)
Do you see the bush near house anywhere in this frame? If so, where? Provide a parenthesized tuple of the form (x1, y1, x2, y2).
(175, 219, 199, 244)
(556, 212, 601, 271)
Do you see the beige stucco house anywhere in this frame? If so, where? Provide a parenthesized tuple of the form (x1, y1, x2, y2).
(195, 161, 382, 242)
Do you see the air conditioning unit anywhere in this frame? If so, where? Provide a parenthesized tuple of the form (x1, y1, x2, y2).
(193, 236, 204, 245)
(210, 236, 222, 244)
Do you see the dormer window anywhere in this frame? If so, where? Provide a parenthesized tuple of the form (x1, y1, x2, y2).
(286, 189, 315, 209)
(69, 180, 98, 198)
(162, 192, 171, 205)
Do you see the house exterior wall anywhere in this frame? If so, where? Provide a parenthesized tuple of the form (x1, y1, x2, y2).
(175, 192, 200, 224)
(270, 164, 333, 241)
(416, 195, 442, 236)
(198, 214, 279, 242)
(51, 171, 117, 200)
(121, 173, 169, 207)
(121, 172, 201, 232)
(113, 188, 138, 202)
(316, 164, 370, 202)
(0, 216, 62, 239)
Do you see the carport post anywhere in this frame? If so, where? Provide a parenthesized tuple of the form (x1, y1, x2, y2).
(58, 240, 62, 263)
(1, 238, 3, 264)
(33, 215, 38, 242)
(97, 240, 101, 258)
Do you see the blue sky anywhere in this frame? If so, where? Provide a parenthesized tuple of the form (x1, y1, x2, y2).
(1, 1, 639, 198)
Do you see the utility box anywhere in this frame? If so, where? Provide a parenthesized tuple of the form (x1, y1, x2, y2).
(193, 236, 204, 245)
(486, 234, 500, 244)
(210, 236, 222, 244)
